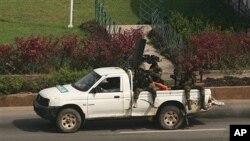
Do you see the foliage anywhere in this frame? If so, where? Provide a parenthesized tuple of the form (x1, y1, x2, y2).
(0, 44, 14, 73)
(169, 11, 212, 41)
(77, 21, 143, 68)
(186, 31, 250, 70)
(14, 36, 60, 73)
(149, 11, 250, 71)
(0, 21, 143, 74)
(0, 68, 90, 96)
(205, 76, 250, 87)
(161, 0, 248, 31)
(0, 75, 24, 95)
(50, 68, 90, 85)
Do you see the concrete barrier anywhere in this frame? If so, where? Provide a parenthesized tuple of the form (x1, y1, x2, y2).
(0, 93, 37, 107)
(210, 86, 250, 99)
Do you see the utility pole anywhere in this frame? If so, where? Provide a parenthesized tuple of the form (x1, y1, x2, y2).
(68, 0, 74, 28)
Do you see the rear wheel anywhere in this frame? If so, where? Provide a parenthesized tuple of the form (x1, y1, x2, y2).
(56, 108, 82, 133)
(158, 105, 184, 130)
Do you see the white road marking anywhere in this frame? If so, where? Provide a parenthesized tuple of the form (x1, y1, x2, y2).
(120, 128, 227, 134)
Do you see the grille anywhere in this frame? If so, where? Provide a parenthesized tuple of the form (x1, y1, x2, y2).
(36, 95, 49, 107)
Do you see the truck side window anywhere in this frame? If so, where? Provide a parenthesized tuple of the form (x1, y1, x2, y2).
(97, 77, 121, 93)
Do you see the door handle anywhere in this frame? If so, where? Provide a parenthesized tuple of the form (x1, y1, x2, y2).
(114, 96, 120, 98)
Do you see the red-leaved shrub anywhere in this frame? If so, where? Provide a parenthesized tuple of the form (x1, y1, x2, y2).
(186, 31, 250, 70)
(0, 22, 143, 74)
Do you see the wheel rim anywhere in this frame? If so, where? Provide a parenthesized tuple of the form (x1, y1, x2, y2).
(163, 111, 178, 127)
(61, 113, 77, 130)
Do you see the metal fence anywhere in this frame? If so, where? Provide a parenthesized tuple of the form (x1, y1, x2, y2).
(139, 0, 183, 49)
(230, 0, 250, 24)
(95, 0, 118, 34)
(151, 9, 183, 49)
(139, 0, 159, 24)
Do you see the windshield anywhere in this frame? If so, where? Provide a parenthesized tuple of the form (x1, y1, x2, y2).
(72, 71, 101, 91)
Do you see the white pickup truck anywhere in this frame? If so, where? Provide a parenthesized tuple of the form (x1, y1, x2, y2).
(34, 67, 221, 133)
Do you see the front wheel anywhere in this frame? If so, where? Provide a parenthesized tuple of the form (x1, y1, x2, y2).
(158, 105, 184, 130)
(56, 108, 82, 133)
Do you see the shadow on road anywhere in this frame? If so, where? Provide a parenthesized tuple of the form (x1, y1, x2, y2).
(12, 117, 208, 133)
(83, 117, 207, 131)
(83, 118, 161, 131)
(12, 118, 57, 133)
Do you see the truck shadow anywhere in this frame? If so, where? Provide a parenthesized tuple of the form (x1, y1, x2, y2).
(12, 117, 206, 133)
(12, 118, 57, 133)
(83, 118, 160, 131)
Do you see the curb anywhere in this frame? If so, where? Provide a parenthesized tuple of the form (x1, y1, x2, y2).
(0, 93, 37, 107)
(210, 86, 250, 99)
(0, 86, 249, 107)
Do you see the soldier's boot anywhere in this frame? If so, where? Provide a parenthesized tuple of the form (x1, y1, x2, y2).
(133, 99, 138, 108)
(151, 97, 157, 108)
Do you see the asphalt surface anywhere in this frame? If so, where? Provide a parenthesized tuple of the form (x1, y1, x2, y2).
(0, 100, 250, 141)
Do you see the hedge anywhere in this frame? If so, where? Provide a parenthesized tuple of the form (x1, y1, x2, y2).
(0, 68, 90, 96)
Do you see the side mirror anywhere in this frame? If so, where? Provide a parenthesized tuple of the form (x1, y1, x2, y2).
(90, 87, 103, 93)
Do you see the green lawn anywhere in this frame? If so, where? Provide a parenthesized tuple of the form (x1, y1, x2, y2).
(0, 0, 139, 44)
(1, 0, 247, 44)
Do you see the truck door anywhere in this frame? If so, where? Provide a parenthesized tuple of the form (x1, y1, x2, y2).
(87, 76, 124, 118)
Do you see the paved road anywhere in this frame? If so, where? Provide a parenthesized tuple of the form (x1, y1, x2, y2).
(0, 100, 250, 141)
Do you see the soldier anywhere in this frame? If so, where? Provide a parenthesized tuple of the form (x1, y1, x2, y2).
(171, 64, 207, 110)
(149, 59, 164, 84)
(133, 68, 157, 108)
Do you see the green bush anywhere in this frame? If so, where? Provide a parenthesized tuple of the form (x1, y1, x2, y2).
(50, 68, 90, 85)
(205, 76, 250, 87)
(21, 75, 52, 93)
(169, 11, 209, 41)
(0, 68, 91, 96)
(0, 75, 24, 95)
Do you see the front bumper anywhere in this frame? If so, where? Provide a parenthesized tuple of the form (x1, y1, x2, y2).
(33, 101, 61, 121)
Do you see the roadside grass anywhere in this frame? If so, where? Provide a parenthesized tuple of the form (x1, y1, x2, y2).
(0, 0, 139, 44)
(0, 0, 247, 44)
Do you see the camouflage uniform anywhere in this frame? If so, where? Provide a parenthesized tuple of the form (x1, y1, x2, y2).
(171, 67, 206, 110)
(149, 61, 164, 84)
(133, 68, 157, 108)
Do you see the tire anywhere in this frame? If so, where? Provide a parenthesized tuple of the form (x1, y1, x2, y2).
(158, 105, 184, 130)
(56, 108, 82, 133)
